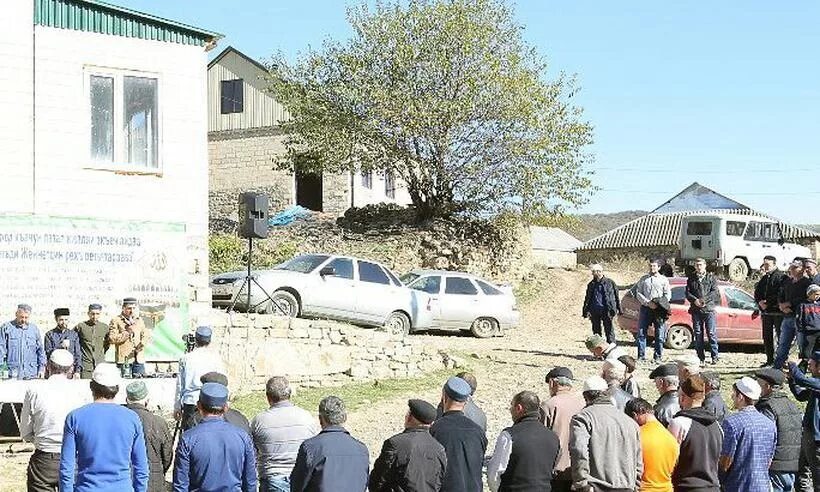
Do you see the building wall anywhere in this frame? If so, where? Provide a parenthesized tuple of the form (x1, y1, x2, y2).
(207, 50, 288, 132)
(0, 1, 35, 214)
(532, 250, 577, 269)
(28, 26, 211, 318)
(351, 171, 413, 209)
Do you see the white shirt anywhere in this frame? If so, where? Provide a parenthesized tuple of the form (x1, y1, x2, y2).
(19, 375, 89, 452)
(632, 273, 671, 306)
(486, 429, 513, 492)
(175, 347, 225, 410)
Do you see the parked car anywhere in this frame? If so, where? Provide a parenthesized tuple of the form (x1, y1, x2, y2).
(401, 269, 520, 338)
(618, 277, 761, 350)
(210, 254, 432, 335)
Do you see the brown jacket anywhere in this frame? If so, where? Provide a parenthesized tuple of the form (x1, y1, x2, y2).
(108, 315, 150, 364)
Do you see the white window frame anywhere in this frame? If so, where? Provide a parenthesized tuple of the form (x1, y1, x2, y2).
(84, 67, 163, 174)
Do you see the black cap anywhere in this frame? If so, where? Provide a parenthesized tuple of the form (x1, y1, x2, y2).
(649, 363, 678, 379)
(763, 255, 777, 262)
(200, 371, 229, 386)
(545, 366, 573, 382)
(755, 367, 785, 386)
(53, 308, 70, 317)
(122, 297, 138, 306)
(408, 399, 437, 424)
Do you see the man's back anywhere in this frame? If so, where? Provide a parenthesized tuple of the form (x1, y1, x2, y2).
(127, 404, 173, 492)
(369, 427, 447, 492)
(541, 392, 585, 476)
(290, 425, 369, 492)
(176, 348, 225, 405)
(671, 407, 722, 491)
(430, 411, 488, 492)
(251, 402, 318, 479)
(496, 414, 560, 491)
(436, 398, 487, 431)
(60, 402, 148, 492)
(720, 408, 777, 492)
(639, 420, 679, 492)
(21, 376, 88, 452)
(174, 416, 257, 491)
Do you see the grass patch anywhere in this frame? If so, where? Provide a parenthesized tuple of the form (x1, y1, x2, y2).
(232, 367, 459, 418)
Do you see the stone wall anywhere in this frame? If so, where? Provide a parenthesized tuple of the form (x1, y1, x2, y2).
(206, 311, 443, 394)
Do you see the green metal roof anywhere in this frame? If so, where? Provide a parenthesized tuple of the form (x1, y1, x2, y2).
(34, 0, 222, 47)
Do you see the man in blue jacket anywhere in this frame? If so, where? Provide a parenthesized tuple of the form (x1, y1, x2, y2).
(788, 351, 820, 491)
(290, 395, 369, 492)
(173, 382, 258, 492)
(43, 308, 82, 376)
(0, 304, 45, 379)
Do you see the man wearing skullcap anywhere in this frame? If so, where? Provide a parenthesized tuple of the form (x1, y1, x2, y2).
(108, 297, 150, 378)
(582, 264, 621, 344)
(435, 371, 487, 431)
(59, 363, 149, 491)
(125, 381, 173, 492)
(787, 351, 820, 491)
(569, 376, 642, 492)
(541, 367, 585, 492)
(74, 303, 109, 379)
(584, 334, 626, 362)
(430, 377, 488, 492)
(44, 308, 81, 376)
(755, 368, 802, 491)
(487, 391, 560, 492)
(174, 325, 225, 431)
(0, 304, 45, 379)
(369, 399, 447, 492)
(173, 382, 258, 491)
(21, 349, 88, 491)
(719, 377, 777, 492)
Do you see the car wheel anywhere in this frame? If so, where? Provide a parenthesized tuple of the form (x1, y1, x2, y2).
(268, 290, 300, 317)
(727, 258, 749, 281)
(385, 311, 410, 336)
(665, 324, 693, 350)
(470, 317, 498, 338)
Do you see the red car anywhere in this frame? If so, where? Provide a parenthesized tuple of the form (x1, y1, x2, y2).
(618, 277, 762, 350)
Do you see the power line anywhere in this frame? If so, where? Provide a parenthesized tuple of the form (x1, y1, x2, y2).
(594, 167, 817, 174)
(598, 189, 820, 196)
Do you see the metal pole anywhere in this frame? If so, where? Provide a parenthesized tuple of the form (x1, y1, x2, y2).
(247, 237, 252, 316)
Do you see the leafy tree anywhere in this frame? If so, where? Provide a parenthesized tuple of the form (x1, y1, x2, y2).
(269, 0, 594, 221)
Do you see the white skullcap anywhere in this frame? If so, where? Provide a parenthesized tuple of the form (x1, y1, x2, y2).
(590, 264, 603, 271)
(49, 349, 74, 367)
(602, 359, 626, 380)
(735, 376, 762, 401)
(583, 376, 608, 392)
(92, 363, 121, 387)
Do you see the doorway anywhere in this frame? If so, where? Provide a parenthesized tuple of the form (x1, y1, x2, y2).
(295, 168, 323, 211)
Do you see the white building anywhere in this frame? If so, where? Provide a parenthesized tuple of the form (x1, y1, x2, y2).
(207, 46, 412, 219)
(0, 0, 219, 359)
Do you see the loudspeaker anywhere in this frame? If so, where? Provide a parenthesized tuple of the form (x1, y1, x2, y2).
(238, 192, 269, 239)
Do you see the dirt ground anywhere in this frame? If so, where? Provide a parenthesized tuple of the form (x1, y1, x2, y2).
(0, 267, 769, 491)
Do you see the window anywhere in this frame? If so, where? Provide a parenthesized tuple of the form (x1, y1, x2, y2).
(358, 261, 391, 284)
(724, 288, 756, 310)
(384, 171, 396, 199)
(276, 254, 329, 273)
(325, 258, 354, 279)
(383, 268, 402, 286)
(445, 277, 479, 295)
(88, 70, 160, 169)
(686, 222, 713, 235)
(410, 275, 441, 294)
(361, 170, 373, 189)
(744, 221, 781, 242)
(726, 221, 746, 237)
(476, 279, 503, 295)
(670, 286, 687, 305)
(220, 79, 244, 114)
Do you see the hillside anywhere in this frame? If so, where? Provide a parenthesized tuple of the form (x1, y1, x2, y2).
(568, 210, 647, 241)
(799, 224, 820, 233)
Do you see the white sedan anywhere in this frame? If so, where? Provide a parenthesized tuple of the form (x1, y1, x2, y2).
(401, 270, 520, 337)
(210, 254, 432, 335)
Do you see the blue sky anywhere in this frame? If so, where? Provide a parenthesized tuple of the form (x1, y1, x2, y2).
(119, 1, 819, 223)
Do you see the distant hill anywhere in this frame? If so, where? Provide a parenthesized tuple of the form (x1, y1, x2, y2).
(567, 210, 648, 242)
(799, 224, 820, 233)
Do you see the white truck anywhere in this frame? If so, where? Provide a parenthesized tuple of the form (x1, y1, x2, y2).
(678, 213, 810, 281)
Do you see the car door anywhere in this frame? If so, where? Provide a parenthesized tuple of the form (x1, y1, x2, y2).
(355, 260, 397, 324)
(439, 276, 481, 329)
(721, 287, 761, 343)
(407, 275, 443, 325)
(308, 257, 357, 318)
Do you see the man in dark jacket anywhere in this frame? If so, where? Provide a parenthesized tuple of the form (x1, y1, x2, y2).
(582, 264, 622, 344)
(290, 396, 369, 492)
(774, 260, 813, 368)
(125, 381, 172, 492)
(487, 391, 560, 492)
(369, 399, 446, 492)
(191, 372, 251, 434)
(755, 368, 802, 492)
(430, 377, 488, 492)
(686, 258, 721, 365)
(787, 351, 820, 491)
(702, 372, 727, 422)
(668, 375, 722, 492)
(755, 256, 787, 366)
(650, 363, 680, 428)
(435, 372, 487, 432)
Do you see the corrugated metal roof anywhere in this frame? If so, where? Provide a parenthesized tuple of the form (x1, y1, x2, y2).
(579, 209, 819, 251)
(530, 226, 583, 252)
(34, 0, 221, 46)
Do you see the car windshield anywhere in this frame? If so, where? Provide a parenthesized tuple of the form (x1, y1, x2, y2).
(275, 254, 329, 274)
(400, 273, 420, 285)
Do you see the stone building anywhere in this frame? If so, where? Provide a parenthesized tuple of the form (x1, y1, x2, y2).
(208, 46, 411, 220)
(0, 0, 218, 359)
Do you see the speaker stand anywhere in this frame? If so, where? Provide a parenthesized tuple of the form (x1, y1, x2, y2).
(226, 238, 288, 316)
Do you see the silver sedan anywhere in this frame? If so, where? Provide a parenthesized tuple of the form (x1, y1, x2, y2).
(401, 270, 520, 337)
